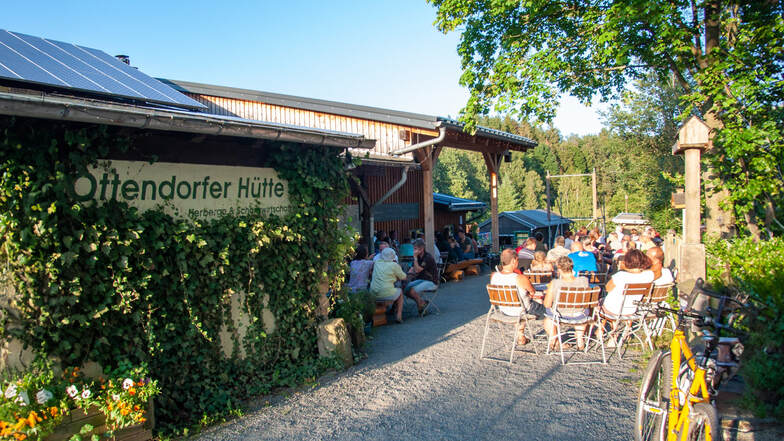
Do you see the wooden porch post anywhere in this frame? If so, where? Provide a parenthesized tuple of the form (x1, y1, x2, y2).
(415, 146, 443, 252)
(483, 152, 502, 253)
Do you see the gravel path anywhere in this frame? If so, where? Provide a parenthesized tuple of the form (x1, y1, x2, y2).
(194, 273, 640, 441)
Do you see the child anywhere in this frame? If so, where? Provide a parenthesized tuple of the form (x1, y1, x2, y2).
(530, 251, 554, 272)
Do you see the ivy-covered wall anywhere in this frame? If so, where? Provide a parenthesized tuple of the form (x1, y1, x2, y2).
(0, 117, 355, 432)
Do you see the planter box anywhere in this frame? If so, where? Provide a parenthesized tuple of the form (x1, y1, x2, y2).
(45, 404, 153, 441)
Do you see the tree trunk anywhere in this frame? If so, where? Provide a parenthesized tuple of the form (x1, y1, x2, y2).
(700, 1, 736, 239)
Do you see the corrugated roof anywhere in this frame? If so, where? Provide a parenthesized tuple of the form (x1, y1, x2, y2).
(479, 209, 573, 230)
(433, 192, 486, 211)
(0, 90, 375, 149)
(437, 118, 536, 148)
(160, 78, 438, 128)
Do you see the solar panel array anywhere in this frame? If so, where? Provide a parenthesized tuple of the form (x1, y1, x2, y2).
(0, 29, 206, 110)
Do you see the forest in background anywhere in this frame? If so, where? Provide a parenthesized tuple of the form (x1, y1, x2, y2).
(433, 74, 684, 233)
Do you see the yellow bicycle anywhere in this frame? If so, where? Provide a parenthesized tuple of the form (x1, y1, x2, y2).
(634, 279, 749, 441)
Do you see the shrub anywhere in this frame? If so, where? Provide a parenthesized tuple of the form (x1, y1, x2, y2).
(0, 117, 355, 434)
(706, 236, 784, 420)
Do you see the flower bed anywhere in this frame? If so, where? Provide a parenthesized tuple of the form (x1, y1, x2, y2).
(0, 362, 158, 441)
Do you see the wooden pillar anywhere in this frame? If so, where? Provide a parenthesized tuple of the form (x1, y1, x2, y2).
(415, 145, 442, 253)
(483, 152, 502, 253)
(591, 168, 598, 220)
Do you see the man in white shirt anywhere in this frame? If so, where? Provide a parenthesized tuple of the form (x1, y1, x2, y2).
(646, 246, 673, 285)
(546, 236, 570, 262)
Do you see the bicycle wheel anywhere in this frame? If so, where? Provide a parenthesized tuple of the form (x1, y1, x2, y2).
(634, 350, 672, 441)
(679, 402, 719, 441)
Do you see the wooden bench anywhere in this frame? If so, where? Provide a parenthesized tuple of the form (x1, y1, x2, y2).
(373, 301, 388, 326)
(444, 258, 484, 281)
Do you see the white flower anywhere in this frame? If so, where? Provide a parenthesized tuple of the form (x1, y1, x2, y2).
(81, 389, 91, 399)
(111, 393, 120, 401)
(36, 389, 54, 404)
(4, 383, 17, 399)
(122, 378, 134, 390)
(66, 385, 79, 398)
(14, 391, 29, 406)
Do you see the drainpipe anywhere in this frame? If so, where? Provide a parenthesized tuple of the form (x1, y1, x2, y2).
(363, 165, 409, 252)
(390, 126, 446, 156)
(365, 124, 444, 252)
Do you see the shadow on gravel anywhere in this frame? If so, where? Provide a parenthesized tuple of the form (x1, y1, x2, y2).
(361, 273, 490, 368)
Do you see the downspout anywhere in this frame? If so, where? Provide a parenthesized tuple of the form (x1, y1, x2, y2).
(364, 124, 445, 251)
(363, 165, 409, 252)
(390, 126, 446, 156)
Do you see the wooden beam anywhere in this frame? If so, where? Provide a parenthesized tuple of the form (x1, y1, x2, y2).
(482, 152, 503, 253)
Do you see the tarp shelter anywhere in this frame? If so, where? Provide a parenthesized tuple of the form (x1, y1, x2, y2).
(478, 209, 572, 247)
(611, 212, 650, 226)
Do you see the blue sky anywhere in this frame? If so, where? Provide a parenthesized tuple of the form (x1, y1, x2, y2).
(4, 0, 606, 136)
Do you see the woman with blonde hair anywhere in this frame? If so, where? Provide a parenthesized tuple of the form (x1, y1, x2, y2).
(530, 250, 553, 272)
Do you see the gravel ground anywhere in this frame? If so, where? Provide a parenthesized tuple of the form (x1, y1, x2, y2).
(193, 272, 641, 441)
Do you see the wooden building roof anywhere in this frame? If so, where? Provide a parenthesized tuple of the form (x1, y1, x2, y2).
(160, 79, 537, 162)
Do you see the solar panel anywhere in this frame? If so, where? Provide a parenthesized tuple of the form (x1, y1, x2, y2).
(0, 29, 206, 110)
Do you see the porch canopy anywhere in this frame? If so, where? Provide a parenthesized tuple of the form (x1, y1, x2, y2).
(391, 118, 536, 253)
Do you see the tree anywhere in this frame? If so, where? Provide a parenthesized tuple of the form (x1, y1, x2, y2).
(430, 0, 784, 239)
(520, 170, 545, 209)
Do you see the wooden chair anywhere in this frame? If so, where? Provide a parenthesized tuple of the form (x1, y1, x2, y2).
(638, 283, 676, 349)
(481, 285, 541, 364)
(578, 271, 609, 290)
(547, 286, 606, 365)
(598, 282, 653, 359)
(523, 270, 554, 301)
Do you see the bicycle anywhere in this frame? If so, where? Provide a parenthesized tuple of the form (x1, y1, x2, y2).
(634, 278, 753, 441)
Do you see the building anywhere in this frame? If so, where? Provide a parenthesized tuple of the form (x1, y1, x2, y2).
(478, 209, 572, 247)
(160, 79, 537, 251)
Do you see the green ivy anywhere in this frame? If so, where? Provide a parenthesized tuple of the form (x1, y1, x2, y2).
(0, 117, 356, 433)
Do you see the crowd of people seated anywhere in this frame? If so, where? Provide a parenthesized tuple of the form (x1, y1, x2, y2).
(490, 224, 673, 349)
(348, 228, 459, 323)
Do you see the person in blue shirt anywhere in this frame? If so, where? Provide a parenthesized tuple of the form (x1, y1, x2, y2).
(567, 240, 598, 275)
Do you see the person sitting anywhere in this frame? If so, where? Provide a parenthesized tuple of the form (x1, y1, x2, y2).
(447, 237, 464, 262)
(638, 231, 656, 252)
(546, 236, 570, 263)
(534, 232, 548, 252)
(563, 230, 574, 250)
(568, 240, 598, 275)
(369, 248, 406, 323)
(435, 231, 449, 258)
(543, 257, 590, 351)
(489, 248, 545, 345)
(347, 245, 374, 293)
(457, 230, 475, 259)
(399, 238, 414, 259)
(530, 251, 554, 272)
(405, 239, 437, 316)
(372, 241, 397, 262)
(646, 246, 674, 286)
(613, 235, 636, 262)
(601, 249, 654, 318)
(607, 232, 622, 252)
(516, 238, 537, 270)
